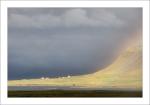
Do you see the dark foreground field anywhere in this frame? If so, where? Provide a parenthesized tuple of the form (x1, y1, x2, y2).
(8, 90, 142, 97)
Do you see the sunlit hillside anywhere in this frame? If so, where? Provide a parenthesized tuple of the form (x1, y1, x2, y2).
(8, 42, 142, 90)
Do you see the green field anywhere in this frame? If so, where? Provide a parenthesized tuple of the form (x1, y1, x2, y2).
(8, 90, 142, 97)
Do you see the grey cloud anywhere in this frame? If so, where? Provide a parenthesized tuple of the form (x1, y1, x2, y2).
(8, 8, 142, 80)
(8, 8, 125, 28)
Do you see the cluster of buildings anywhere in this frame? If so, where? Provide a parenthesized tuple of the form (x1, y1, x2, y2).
(40, 75, 71, 80)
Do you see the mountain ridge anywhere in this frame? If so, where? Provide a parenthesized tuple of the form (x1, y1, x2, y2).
(8, 42, 142, 90)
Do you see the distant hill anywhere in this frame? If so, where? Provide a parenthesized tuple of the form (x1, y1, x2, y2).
(8, 42, 142, 90)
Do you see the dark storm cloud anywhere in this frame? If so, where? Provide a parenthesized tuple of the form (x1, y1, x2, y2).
(8, 8, 142, 80)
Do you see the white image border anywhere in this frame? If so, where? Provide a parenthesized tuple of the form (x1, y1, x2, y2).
(0, 1, 149, 105)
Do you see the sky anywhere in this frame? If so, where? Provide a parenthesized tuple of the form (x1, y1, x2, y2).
(8, 8, 142, 80)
